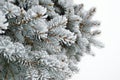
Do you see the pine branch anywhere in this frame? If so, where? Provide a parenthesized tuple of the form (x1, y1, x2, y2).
(0, 0, 103, 80)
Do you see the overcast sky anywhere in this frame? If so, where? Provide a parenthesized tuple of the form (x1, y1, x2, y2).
(70, 0, 120, 80)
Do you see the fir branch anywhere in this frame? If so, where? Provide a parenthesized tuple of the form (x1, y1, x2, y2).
(0, 0, 103, 80)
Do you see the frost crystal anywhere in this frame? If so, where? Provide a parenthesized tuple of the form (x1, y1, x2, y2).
(0, 0, 103, 80)
(0, 11, 8, 33)
(2, 2, 21, 19)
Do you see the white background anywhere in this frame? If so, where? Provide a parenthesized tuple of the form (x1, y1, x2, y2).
(70, 0, 120, 80)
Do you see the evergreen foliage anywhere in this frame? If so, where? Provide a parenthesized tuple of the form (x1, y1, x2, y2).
(0, 0, 103, 80)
